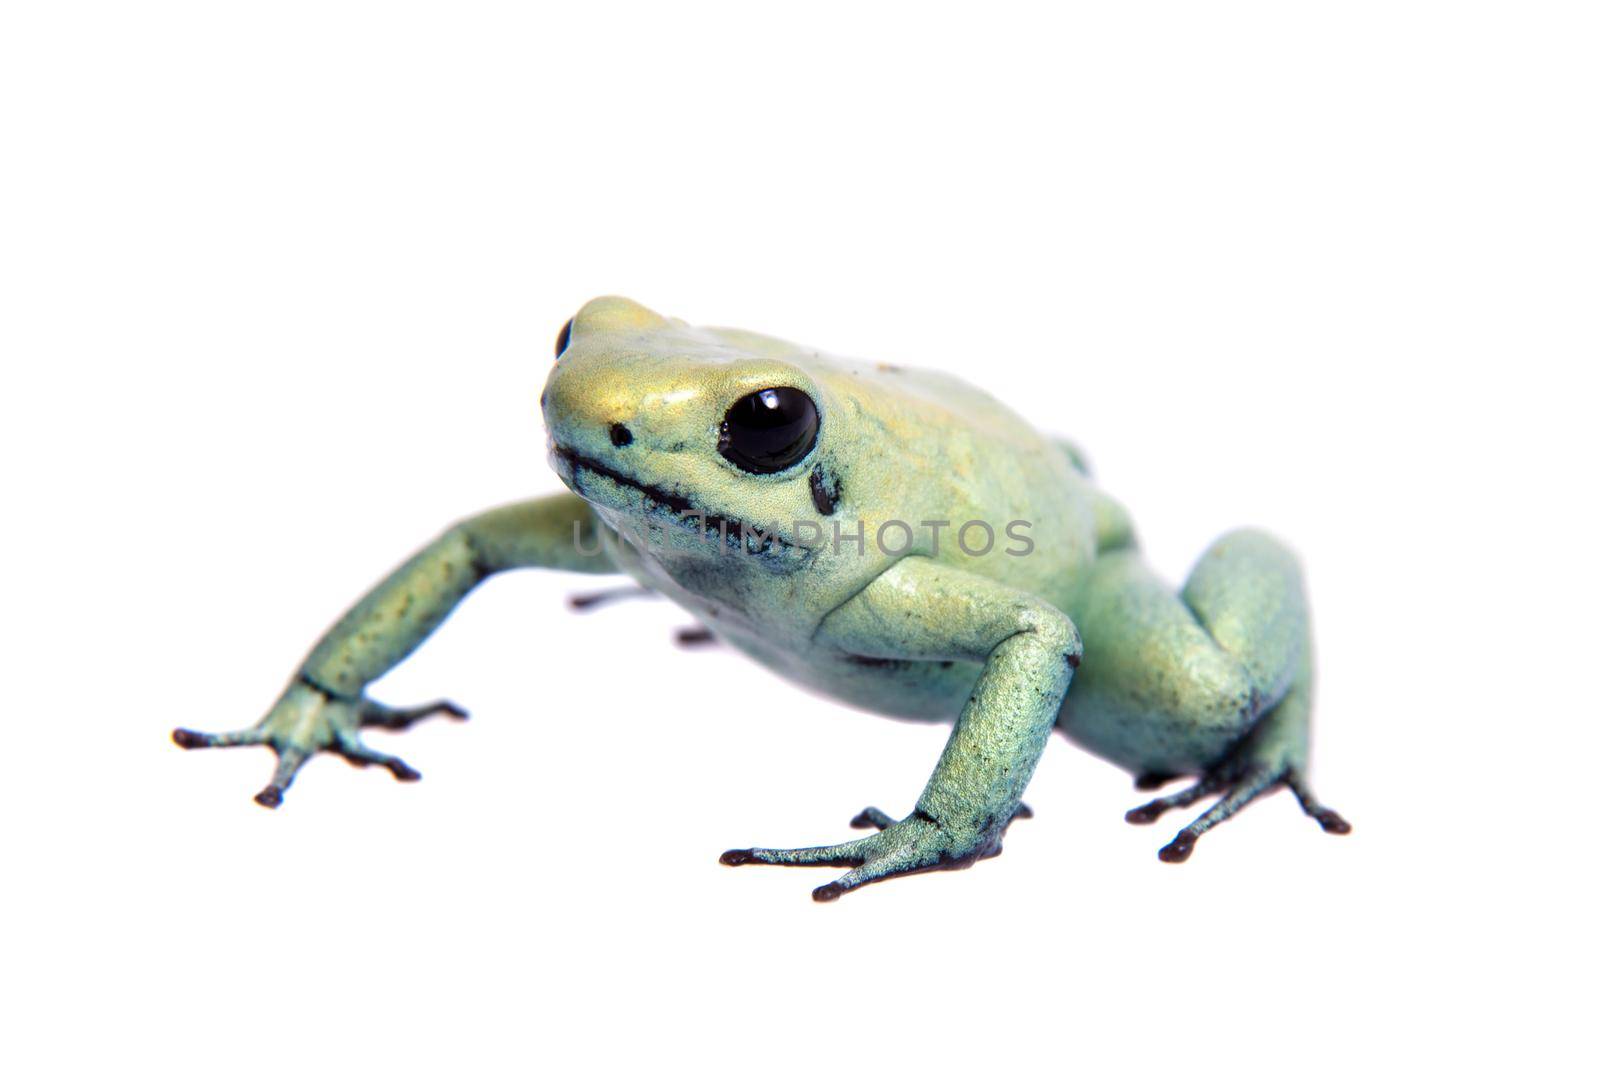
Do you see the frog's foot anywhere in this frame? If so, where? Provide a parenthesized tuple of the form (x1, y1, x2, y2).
(172, 682, 467, 808)
(720, 805, 1027, 902)
(1124, 762, 1350, 863)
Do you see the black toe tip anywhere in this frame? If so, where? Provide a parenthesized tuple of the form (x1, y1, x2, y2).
(391, 763, 423, 782)
(1125, 806, 1158, 825)
(847, 811, 876, 830)
(442, 703, 470, 721)
(812, 883, 844, 903)
(171, 728, 205, 750)
(254, 785, 283, 809)
(720, 848, 756, 867)
(1318, 811, 1352, 835)
(1158, 830, 1197, 863)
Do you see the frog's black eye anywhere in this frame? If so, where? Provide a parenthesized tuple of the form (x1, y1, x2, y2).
(718, 387, 820, 474)
(554, 318, 574, 358)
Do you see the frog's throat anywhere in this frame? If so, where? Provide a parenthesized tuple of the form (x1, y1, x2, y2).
(550, 444, 804, 554)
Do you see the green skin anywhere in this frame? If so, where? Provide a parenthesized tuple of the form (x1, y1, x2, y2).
(175, 296, 1349, 900)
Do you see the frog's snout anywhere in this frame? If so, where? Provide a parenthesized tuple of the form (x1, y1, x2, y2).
(540, 359, 639, 457)
(540, 296, 666, 447)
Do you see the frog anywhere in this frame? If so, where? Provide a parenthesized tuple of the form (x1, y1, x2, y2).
(173, 296, 1350, 901)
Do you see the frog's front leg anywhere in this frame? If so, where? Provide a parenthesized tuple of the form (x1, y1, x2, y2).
(174, 493, 617, 807)
(719, 557, 1080, 901)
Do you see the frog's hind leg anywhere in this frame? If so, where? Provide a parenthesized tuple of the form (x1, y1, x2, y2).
(1143, 530, 1348, 861)
(1070, 529, 1351, 863)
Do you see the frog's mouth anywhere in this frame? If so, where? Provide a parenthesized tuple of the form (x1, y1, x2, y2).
(550, 443, 803, 555)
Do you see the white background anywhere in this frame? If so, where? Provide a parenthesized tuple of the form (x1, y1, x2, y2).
(4, 3, 1595, 1064)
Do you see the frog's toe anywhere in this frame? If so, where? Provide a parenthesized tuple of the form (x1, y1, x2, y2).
(172, 727, 266, 750)
(806, 819, 1004, 902)
(346, 698, 469, 777)
(357, 697, 469, 731)
(566, 585, 653, 611)
(810, 855, 910, 902)
(333, 733, 423, 782)
(1285, 770, 1352, 834)
(254, 745, 313, 809)
(1153, 765, 1281, 863)
(1130, 763, 1353, 864)
(1124, 774, 1224, 824)
(719, 840, 867, 869)
(1133, 770, 1179, 791)
(673, 626, 717, 648)
(847, 806, 896, 830)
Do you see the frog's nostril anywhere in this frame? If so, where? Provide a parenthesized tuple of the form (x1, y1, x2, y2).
(609, 423, 633, 448)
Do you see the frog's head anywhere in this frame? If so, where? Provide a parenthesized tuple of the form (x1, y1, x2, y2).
(540, 297, 841, 566)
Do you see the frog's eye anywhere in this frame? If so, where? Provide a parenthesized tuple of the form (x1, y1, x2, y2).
(718, 387, 820, 474)
(554, 318, 574, 358)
